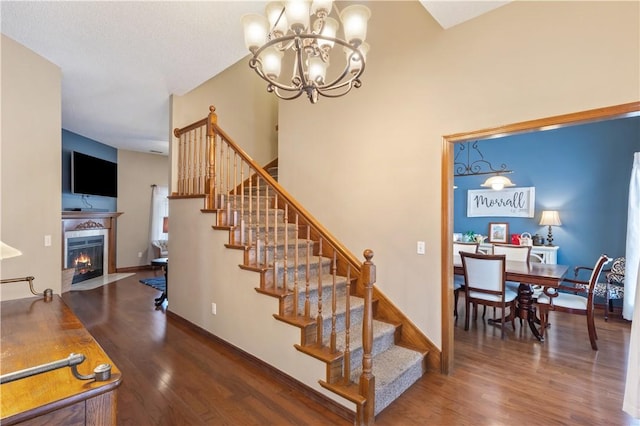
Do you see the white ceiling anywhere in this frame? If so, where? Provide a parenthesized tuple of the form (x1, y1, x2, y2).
(1, 1, 509, 155)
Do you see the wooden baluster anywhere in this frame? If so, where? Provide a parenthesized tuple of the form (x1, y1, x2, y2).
(330, 251, 337, 353)
(343, 265, 352, 385)
(232, 151, 238, 227)
(316, 239, 324, 345)
(177, 133, 185, 194)
(293, 212, 299, 317)
(189, 128, 194, 194)
(280, 198, 286, 293)
(226, 143, 231, 225)
(239, 161, 246, 245)
(201, 127, 206, 194)
(196, 127, 201, 193)
(305, 226, 311, 318)
(207, 108, 217, 210)
(256, 176, 261, 266)
(359, 249, 375, 424)
(248, 169, 253, 253)
(218, 132, 225, 211)
(265, 185, 271, 276)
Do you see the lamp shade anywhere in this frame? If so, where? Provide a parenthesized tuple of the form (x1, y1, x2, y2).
(340, 4, 371, 45)
(0, 241, 22, 260)
(481, 175, 515, 191)
(539, 210, 562, 226)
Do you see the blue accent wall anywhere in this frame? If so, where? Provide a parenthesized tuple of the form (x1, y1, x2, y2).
(61, 129, 117, 212)
(454, 116, 640, 272)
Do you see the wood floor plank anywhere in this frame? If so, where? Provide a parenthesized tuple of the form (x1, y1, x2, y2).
(62, 272, 638, 425)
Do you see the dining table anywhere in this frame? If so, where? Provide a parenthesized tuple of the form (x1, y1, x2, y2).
(454, 259, 570, 341)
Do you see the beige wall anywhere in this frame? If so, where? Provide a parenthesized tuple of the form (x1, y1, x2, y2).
(1, 35, 62, 301)
(116, 150, 169, 268)
(277, 1, 640, 347)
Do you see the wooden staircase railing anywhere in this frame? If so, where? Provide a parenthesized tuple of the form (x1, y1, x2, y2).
(173, 106, 376, 424)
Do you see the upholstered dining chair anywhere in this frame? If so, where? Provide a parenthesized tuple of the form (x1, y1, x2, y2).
(576, 256, 625, 321)
(490, 243, 534, 319)
(453, 242, 480, 318)
(460, 252, 517, 339)
(536, 254, 610, 350)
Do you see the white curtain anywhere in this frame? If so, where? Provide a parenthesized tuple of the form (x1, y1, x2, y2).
(624, 153, 640, 320)
(147, 185, 168, 264)
(623, 153, 640, 418)
(624, 258, 640, 417)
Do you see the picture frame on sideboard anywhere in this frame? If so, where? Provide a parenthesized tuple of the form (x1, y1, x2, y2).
(488, 222, 509, 243)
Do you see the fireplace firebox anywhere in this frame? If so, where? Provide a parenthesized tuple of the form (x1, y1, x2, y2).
(67, 235, 105, 284)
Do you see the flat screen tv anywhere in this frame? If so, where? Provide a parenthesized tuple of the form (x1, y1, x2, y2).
(71, 151, 118, 198)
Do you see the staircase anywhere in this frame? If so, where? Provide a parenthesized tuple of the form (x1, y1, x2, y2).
(212, 167, 427, 419)
(174, 106, 433, 424)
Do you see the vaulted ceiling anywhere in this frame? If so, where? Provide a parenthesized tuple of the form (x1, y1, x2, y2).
(1, 1, 509, 155)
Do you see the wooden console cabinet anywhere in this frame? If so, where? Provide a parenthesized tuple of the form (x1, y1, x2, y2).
(0, 296, 122, 425)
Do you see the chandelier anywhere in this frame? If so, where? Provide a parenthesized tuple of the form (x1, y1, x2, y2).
(454, 141, 515, 190)
(241, 0, 371, 104)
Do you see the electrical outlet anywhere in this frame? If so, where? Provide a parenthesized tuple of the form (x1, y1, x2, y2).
(211, 302, 217, 315)
(44, 235, 52, 247)
(138, 252, 143, 258)
(417, 241, 426, 255)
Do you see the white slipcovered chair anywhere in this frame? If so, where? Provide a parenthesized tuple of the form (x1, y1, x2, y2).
(152, 239, 168, 258)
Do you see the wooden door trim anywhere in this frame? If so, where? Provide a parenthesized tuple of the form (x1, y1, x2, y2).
(440, 101, 640, 374)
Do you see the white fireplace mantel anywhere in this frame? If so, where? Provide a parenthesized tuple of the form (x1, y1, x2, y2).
(61, 211, 123, 273)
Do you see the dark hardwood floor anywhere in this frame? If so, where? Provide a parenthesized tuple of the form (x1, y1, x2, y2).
(62, 272, 638, 425)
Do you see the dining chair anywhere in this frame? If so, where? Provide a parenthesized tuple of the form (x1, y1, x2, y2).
(536, 254, 610, 350)
(492, 243, 532, 290)
(453, 242, 479, 318)
(576, 256, 625, 321)
(460, 252, 517, 339)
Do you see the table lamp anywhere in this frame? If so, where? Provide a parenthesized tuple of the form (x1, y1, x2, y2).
(539, 210, 562, 246)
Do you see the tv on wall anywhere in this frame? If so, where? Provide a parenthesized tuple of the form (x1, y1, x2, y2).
(71, 151, 118, 198)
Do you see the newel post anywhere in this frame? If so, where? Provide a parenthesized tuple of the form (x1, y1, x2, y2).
(358, 249, 376, 425)
(205, 105, 218, 210)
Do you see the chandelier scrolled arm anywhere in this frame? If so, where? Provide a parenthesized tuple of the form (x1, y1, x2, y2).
(242, 1, 371, 104)
(248, 33, 366, 103)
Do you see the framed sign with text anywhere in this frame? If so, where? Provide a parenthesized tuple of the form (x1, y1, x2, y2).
(467, 187, 535, 218)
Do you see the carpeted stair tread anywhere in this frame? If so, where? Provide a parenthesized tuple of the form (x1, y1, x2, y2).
(350, 345, 425, 415)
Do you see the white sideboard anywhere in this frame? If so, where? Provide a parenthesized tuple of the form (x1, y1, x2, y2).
(479, 243, 559, 264)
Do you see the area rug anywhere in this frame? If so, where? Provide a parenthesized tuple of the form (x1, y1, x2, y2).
(139, 276, 166, 292)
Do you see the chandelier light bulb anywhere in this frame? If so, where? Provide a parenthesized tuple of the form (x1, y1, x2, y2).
(340, 4, 371, 45)
(307, 56, 327, 83)
(285, 0, 311, 32)
(318, 17, 339, 49)
(266, 2, 288, 35)
(345, 42, 368, 74)
(260, 47, 284, 78)
(242, 14, 269, 52)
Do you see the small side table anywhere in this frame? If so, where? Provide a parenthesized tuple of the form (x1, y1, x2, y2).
(151, 258, 168, 306)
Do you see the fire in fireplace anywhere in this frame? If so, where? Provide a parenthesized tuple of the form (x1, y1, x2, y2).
(67, 235, 105, 284)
